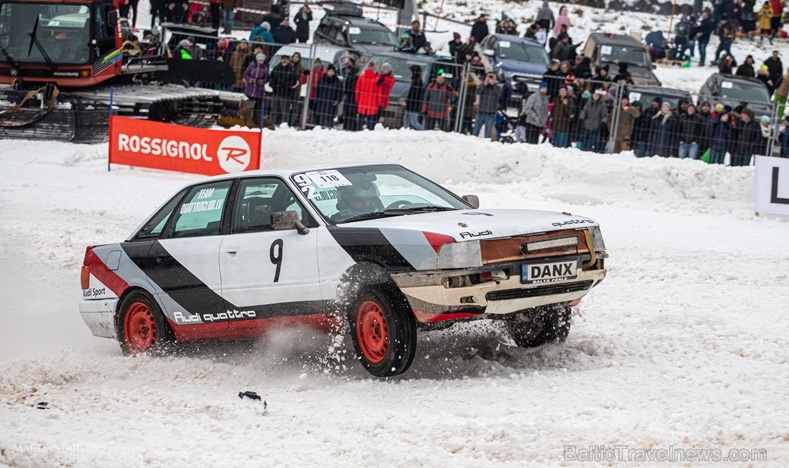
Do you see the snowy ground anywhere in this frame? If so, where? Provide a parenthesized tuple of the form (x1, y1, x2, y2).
(1, 1, 789, 466)
(1, 127, 788, 466)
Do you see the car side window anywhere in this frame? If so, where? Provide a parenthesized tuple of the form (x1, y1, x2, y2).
(133, 188, 187, 240)
(232, 178, 311, 234)
(169, 181, 232, 238)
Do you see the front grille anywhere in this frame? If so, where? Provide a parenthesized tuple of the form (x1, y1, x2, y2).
(486, 281, 593, 301)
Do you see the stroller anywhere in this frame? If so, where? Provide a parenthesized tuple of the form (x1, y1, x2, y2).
(496, 108, 519, 143)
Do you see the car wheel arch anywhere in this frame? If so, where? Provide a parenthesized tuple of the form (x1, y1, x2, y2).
(114, 286, 171, 337)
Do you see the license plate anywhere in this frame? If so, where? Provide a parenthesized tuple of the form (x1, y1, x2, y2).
(521, 261, 578, 284)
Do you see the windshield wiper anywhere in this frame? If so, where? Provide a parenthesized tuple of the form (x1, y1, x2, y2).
(27, 16, 55, 70)
(382, 206, 456, 214)
(0, 43, 17, 68)
(338, 211, 401, 223)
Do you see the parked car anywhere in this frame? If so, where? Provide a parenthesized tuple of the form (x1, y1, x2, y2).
(79, 163, 608, 377)
(697, 73, 773, 121)
(582, 32, 661, 86)
(626, 85, 693, 110)
(479, 34, 549, 94)
(365, 51, 462, 128)
(312, 3, 398, 65)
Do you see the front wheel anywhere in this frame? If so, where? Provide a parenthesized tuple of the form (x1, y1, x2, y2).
(506, 304, 572, 348)
(118, 291, 174, 355)
(350, 287, 417, 377)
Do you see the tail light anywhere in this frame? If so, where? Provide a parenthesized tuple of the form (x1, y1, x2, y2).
(422, 231, 455, 254)
(81, 265, 90, 290)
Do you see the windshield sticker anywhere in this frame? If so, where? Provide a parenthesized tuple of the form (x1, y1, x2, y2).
(499, 41, 511, 48)
(180, 199, 223, 214)
(305, 170, 351, 188)
(721, 81, 733, 88)
(349, 27, 361, 35)
(629, 92, 642, 102)
(600, 45, 612, 55)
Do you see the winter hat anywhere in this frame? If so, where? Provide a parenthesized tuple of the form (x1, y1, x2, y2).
(186, 36, 196, 44)
(367, 61, 376, 69)
(261, 21, 271, 30)
(733, 104, 744, 114)
(453, 32, 461, 39)
(723, 104, 732, 113)
(558, 33, 569, 41)
(539, 81, 548, 88)
(600, 64, 609, 72)
(741, 107, 754, 118)
(409, 64, 422, 73)
(760, 115, 771, 124)
(256, 53, 266, 61)
(661, 102, 671, 110)
(715, 103, 725, 112)
(652, 96, 662, 105)
(217, 38, 229, 51)
(381, 62, 392, 72)
(327, 64, 336, 72)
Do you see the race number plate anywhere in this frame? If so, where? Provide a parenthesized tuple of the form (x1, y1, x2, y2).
(521, 260, 578, 284)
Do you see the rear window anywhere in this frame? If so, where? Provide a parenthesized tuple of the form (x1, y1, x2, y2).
(598, 44, 649, 68)
(719, 80, 770, 103)
(497, 41, 549, 65)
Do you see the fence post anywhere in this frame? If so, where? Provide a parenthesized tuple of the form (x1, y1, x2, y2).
(300, 43, 316, 130)
(607, 84, 622, 154)
(455, 62, 470, 134)
(768, 98, 781, 157)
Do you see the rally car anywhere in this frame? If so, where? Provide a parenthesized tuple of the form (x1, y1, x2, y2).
(79, 164, 608, 377)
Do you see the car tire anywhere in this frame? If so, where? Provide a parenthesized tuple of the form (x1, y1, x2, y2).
(118, 290, 174, 355)
(506, 304, 571, 348)
(349, 286, 417, 377)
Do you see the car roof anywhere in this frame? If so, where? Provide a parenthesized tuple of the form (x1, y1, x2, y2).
(369, 51, 452, 63)
(326, 15, 391, 30)
(270, 44, 347, 62)
(588, 32, 643, 47)
(708, 73, 767, 86)
(488, 34, 543, 47)
(628, 85, 691, 97)
(193, 163, 406, 185)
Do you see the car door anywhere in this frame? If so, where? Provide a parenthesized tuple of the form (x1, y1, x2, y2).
(219, 177, 321, 332)
(149, 180, 232, 331)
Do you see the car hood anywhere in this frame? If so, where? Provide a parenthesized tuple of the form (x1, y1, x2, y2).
(624, 65, 661, 85)
(335, 209, 599, 241)
(496, 58, 548, 76)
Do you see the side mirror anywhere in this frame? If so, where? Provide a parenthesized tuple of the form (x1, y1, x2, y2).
(462, 195, 480, 209)
(271, 211, 310, 235)
(651, 63, 657, 70)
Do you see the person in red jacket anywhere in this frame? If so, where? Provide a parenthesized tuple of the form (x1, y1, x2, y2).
(355, 61, 380, 130)
(770, 0, 784, 42)
(422, 71, 456, 131)
(303, 58, 326, 124)
(376, 62, 396, 125)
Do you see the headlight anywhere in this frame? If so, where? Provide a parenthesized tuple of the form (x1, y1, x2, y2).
(437, 241, 482, 269)
(588, 226, 607, 254)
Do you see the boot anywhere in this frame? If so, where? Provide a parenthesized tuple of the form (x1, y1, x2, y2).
(698, 60, 704, 67)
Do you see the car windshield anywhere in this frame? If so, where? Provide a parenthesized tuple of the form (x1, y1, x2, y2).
(497, 41, 549, 64)
(0, 2, 92, 64)
(599, 44, 649, 68)
(291, 165, 470, 223)
(369, 55, 429, 83)
(719, 80, 770, 103)
(628, 90, 689, 110)
(348, 26, 398, 46)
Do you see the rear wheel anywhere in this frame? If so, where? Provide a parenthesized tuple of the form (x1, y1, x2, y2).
(118, 291, 174, 355)
(507, 304, 572, 348)
(350, 287, 417, 377)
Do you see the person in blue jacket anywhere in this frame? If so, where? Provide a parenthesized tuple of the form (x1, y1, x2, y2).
(709, 113, 733, 164)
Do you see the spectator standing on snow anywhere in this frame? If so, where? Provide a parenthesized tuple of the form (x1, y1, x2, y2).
(473, 72, 503, 140)
(229, 40, 250, 92)
(520, 82, 550, 144)
(695, 10, 715, 66)
(769, 0, 784, 43)
(376, 63, 396, 124)
(222, 0, 236, 34)
(422, 71, 456, 131)
(470, 14, 490, 43)
(709, 113, 733, 164)
(269, 55, 298, 125)
(293, 4, 312, 43)
(536, 0, 555, 32)
(553, 6, 572, 37)
(772, 68, 789, 118)
(273, 18, 297, 47)
(243, 53, 269, 120)
(448, 33, 464, 63)
(355, 61, 380, 130)
(579, 88, 609, 152)
(697, 101, 715, 155)
(249, 21, 274, 44)
(763, 50, 783, 92)
(650, 102, 678, 157)
(613, 96, 641, 153)
(314, 65, 343, 129)
(543, 59, 564, 101)
(342, 61, 360, 131)
(402, 65, 425, 131)
(732, 108, 761, 165)
(714, 16, 735, 63)
(678, 104, 704, 159)
(758, 1, 772, 46)
(736, 55, 756, 77)
(550, 86, 576, 148)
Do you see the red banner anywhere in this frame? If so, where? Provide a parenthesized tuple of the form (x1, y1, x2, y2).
(108, 116, 261, 176)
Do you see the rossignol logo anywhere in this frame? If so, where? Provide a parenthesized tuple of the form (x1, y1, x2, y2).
(217, 136, 252, 173)
(117, 134, 214, 161)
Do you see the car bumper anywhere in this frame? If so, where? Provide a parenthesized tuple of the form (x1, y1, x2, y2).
(79, 299, 118, 339)
(393, 261, 606, 323)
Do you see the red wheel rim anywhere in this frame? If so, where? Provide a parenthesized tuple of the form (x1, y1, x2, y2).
(124, 301, 156, 353)
(356, 300, 388, 364)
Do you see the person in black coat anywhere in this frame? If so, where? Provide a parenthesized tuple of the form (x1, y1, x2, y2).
(342, 61, 359, 131)
(269, 55, 299, 125)
(736, 54, 756, 78)
(272, 18, 297, 46)
(650, 101, 678, 157)
(403, 65, 425, 130)
(677, 104, 704, 159)
(709, 113, 733, 164)
(732, 108, 761, 165)
(470, 14, 489, 43)
(293, 4, 312, 43)
(314, 65, 343, 128)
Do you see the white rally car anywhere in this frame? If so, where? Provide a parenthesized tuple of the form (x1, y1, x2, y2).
(80, 164, 607, 377)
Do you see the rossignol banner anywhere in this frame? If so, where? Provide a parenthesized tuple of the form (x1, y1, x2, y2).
(754, 156, 789, 216)
(109, 116, 261, 176)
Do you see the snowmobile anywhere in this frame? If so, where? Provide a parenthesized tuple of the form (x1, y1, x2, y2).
(0, 0, 239, 143)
